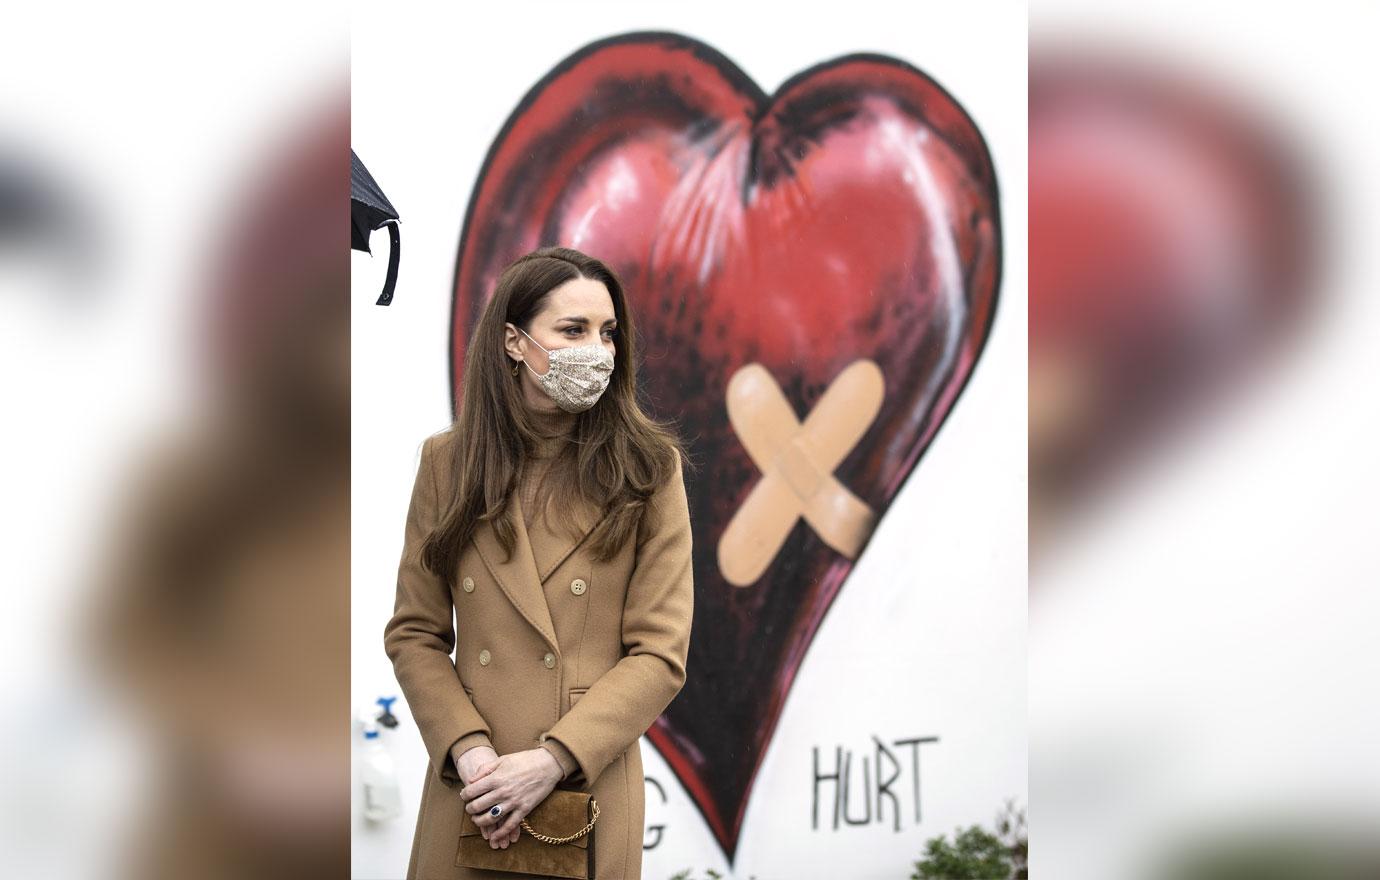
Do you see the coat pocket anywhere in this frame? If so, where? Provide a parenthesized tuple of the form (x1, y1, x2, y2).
(565, 686, 589, 715)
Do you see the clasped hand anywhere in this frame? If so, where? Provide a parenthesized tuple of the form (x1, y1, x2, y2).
(454, 745, 564, 850)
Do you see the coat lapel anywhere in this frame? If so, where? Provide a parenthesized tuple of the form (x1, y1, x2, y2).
(471, 489, 607, 652)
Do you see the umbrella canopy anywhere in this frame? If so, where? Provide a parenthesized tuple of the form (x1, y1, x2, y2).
(351, 150, 400, 305)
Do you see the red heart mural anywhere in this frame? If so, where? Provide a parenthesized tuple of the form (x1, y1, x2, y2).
(451, 31, 1001, 860)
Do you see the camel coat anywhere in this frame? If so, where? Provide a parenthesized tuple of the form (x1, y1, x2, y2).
(384, 429, 694, 880)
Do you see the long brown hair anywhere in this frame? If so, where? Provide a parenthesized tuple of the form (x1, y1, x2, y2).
(421, 246, 691, 583)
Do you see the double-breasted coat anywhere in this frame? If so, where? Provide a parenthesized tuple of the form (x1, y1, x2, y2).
(384, 428, 694, 880)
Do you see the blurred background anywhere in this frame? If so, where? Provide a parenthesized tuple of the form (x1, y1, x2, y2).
(1030, 1, 1380, 878)
(1, 2, 347, 879)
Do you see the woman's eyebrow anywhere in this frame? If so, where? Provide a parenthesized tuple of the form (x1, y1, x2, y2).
(558, 315, 617, 325)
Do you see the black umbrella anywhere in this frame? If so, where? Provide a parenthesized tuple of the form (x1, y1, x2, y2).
(351, 149, 400, 306)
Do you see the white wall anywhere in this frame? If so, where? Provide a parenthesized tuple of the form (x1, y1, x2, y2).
(350, 3, 1026, 877)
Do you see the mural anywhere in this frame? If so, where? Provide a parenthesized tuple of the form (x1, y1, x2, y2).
(449, 31, 1001, 863)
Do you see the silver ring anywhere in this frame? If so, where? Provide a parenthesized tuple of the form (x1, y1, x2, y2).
(490, 804, 502, 817)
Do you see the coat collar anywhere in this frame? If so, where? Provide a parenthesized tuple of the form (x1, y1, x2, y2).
(471, 486, 606, 651)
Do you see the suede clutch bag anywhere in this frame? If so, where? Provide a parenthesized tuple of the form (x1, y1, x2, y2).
(456, 788, 599, 879)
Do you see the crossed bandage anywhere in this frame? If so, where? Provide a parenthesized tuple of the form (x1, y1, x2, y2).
(717, 359, 885, 587)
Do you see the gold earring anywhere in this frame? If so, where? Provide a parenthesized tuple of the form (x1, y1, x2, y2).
(512, 360, 520, 377)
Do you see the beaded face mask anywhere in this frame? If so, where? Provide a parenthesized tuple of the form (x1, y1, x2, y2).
(516, 326, 615, 413)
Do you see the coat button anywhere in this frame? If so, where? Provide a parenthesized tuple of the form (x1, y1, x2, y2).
(570, 578, 586, 596)
(543, 652, 555, 668)
(479, 649, 491, 666)
(462, 576, 474, 593)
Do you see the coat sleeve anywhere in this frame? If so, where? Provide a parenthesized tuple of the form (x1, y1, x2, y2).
(384, 434, 494, 787)
(539, 737, 582, 784)
(539, 448, 694, 786)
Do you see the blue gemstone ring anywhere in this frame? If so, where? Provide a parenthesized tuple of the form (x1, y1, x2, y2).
(490, 805, 502, 817)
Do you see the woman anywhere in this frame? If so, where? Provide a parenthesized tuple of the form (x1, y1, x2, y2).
(384, 246, 695, 880)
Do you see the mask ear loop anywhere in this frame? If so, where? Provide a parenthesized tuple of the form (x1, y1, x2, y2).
(516, 325, 552, 378)
(517, 325, 550, 354)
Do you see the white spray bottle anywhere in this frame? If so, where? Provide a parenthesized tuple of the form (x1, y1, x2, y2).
(358, 698, 403, 822)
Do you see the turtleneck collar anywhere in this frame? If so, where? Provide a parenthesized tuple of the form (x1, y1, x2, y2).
(526, 403, 577, 459)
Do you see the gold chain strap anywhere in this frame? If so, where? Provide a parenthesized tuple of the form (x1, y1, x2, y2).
(520, 798, 600, 844)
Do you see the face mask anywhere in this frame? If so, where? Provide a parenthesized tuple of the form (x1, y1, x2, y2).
(516, 326, 615, 413)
